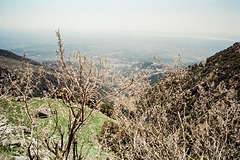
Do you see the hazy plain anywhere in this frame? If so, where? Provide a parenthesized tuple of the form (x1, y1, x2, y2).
(0, 30, 236, 67)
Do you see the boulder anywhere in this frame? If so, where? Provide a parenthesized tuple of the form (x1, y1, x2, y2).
(35, 111, 49, 119)
(32, 108, 52, 119)
(12, 126, 31, 134)
(1, 138, 10, 146)
(1, 138, 22, 147)
(0, 115, 12, 137)
(10, 139, 22, 147)
(22, 126, 31, 134)
(13, 156, 30, 160)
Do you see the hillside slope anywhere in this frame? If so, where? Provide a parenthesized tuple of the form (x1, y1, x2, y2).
(106, 42, 240, 159)
(0, 49, 41, 71)
(148, 42, 240, 132)
(0, 49, 58, 97)
(151, 42, 240, 105)
(184, 42, 240, 99)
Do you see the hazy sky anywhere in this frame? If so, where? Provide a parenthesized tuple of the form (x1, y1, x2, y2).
(1, 0, 240, 36)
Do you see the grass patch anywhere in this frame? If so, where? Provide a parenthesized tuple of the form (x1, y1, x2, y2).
(0, 97, 112, 159)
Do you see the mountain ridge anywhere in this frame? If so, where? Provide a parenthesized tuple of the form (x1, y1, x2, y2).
(0, 49, 41, 66)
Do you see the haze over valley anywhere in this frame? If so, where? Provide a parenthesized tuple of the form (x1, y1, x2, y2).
(0, 30, 236, 67)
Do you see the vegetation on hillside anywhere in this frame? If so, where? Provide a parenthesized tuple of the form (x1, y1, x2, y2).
(100, 42, 240, 159)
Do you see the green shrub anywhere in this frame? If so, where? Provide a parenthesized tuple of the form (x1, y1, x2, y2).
(98, 120, 119, 153)
(100, 103, 114, 117)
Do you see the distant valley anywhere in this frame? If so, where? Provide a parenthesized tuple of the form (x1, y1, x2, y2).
(0, 30, 237, 86)
(0, 30, 236, 66)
